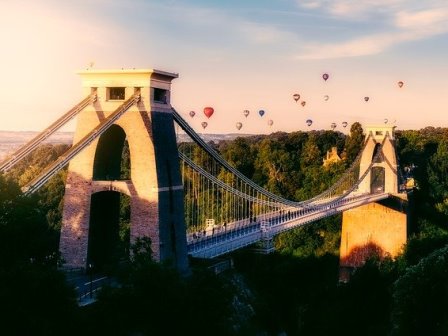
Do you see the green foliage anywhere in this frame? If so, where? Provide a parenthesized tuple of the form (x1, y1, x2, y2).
(0, 175, 58, 265)
(275, 216, 342, 257)
(255, 137, 299, 197)
(0, 173, 78, 336)
(84, 239, 234, 336)
(120, 139, 131, 179)
(344, 122, 364, 165)
(4, 123, 448, 335)
(392, 245, 448, 336)
(6, 144, 69, 186)
(221, 136, 256, 178)
(428, 136, 448, 213)
(5, 144, 69, 231)
(0, 263, 78, 336)
(234, 252, 340, 335)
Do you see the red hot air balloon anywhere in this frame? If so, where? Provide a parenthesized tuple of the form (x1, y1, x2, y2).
(323, 73, 329, 81)
(189, 110, 196, 118)
(201, 121, 208, 129)
(324, 95, 329, 101)
(398, 81, 404, 88)
(331, 122, 337, 130)
(203, 107, 214, 118)
(306, 119, 312, 127)
(364, 96, 369, 102)
(293, 93, 300, 102)
(342, 121, 348, 128)
(243, 109, 250, 117)
(301, 101, 306, 107)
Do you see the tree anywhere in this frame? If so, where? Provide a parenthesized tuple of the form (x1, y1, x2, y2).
(428, 136, 448, 216)
(221, 137, 255, 178)
(344, 122, 364, 165)
(392, 245, 448, 336)
(0, 174, 78, 336)
(301, 133, 321, 168)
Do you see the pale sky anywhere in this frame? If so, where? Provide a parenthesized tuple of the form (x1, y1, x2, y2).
(1, 0, 448, 134)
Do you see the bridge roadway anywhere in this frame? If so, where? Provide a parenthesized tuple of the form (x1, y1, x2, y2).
(187, 192, 392, 259)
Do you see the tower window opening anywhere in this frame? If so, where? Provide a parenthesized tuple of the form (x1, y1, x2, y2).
(108, 87, 125, 100)
(375, 131, 383, 136)
(153, 88, 168, 104)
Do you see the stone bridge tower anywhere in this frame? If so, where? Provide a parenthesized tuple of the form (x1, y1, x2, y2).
(59, 69, 188, 274)
(339, 125, 408, 280)
(356, 125, 399, 194)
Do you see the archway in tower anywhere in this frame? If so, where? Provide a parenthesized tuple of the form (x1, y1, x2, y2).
(93, 124, 130, 180)
(372, 143, 384, 163)
(87, 191, 130, 273)
(370, 166, 385, 193)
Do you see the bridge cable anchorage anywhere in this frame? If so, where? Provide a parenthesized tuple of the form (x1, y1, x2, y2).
(0, 92, 97, 173)
(21, 93, 141, 195)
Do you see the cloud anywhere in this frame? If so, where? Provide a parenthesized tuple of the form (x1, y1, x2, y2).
(296, 33, 397, 59)
(238, 21, 298, 44)
(300, 1, 322, 9)
(296, 23, 448, 60)
(297, 0, 404, 18)
(148, 2, 298, 46)
(395, 8, 448, 29)
(294, 1, 448, 59)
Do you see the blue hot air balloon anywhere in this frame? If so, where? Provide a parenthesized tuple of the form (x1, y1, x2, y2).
(259, 110, 265, 117)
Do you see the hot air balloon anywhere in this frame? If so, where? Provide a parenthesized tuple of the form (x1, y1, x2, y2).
(331, 122, 337, 130)
(384, 118, 388, 124)
(243, 109, 250, 117)
(398, 81, 404, 88)
(259, 110, 265, 117)
(306, 119, 312, 127)
(203, 106, 214, 118)
(342, 121, 348, 128)
(189, 110, 196, 118)
(293, 93, 300, 102)
(301, 101, 306, 107)
(324, 95, 329, 101)
(323, 73, 329, 81)
(201, 121, 208, 129)
(268, 119, 274, 127)
(364, 96, 369, 102)
(236, 122, 243, 130)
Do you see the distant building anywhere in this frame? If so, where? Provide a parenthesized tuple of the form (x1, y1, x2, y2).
(323, 146, 342, 167)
